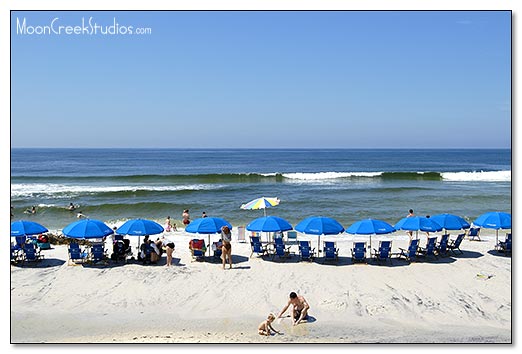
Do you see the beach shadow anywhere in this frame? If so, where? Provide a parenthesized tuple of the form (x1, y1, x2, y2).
(448, 250, 483, 259)
(13, 258, 66, 268)
(82, 260, 127, 269)
(315, 256, 354, 267)
(305, 316, 317, 324)
(415, 256, 458, 264)
(261, 255, 304, 264)
(486, 250, 512, 258)
(203, 254, 250, 265)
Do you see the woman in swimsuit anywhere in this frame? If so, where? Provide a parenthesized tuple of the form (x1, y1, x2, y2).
(221, 225, 232, 269)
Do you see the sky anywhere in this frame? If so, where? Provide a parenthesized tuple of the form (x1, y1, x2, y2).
(10, 10, 511, 148)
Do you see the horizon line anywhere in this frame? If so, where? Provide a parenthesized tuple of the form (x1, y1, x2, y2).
(10, 146, 512, 150)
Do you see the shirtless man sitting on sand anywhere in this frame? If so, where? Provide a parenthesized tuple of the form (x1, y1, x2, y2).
(277, 292, 310, 326)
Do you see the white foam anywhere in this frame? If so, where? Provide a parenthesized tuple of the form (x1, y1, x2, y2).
(10, 183, 224, 199)
(282, 172, 382, 180)
(442, 170, 511, 182)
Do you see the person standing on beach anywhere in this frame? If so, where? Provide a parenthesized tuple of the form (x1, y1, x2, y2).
(165, 216, 173, 232)
(202, 211, 208, 218)
(164, 239, 175, 267)
(182, 209, 190, 226)
(277, 292, 310, 326)
(220, 225, 232, 269)
(406, 209, 414, 238)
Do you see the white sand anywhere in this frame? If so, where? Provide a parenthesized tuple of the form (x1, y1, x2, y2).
(10, 230, 511, 343)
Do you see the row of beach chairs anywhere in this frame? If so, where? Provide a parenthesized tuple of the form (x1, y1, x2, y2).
(249, 234, 467, 263)
(248, 232, 511, 264)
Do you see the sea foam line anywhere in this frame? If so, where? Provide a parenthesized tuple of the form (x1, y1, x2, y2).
(282, 172, 383, 180)
(10, 183, 224, 198)
(441, 170, 511, 182)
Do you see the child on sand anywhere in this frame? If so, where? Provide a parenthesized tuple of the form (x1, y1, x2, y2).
(258, 313, 280, 336)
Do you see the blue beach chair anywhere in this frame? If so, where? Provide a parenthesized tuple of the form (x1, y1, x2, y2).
(448, 233, 465, 255)
(90, 243, 107, 264)
(286, 231, 298, 245)
(398, 239, 420, 262)
(467, 227, 481, 241)
(323, 241, 339, 262)
(418, 237, 437, 259)
(68, 242, 89, 265)
(298, 241, 315, 261)
(250, 236, 268, 258)
(22, 243, 43, 263)
(372, 240, 392, 263)
(436, 234, 450, 257)
(496, 233, 512, 256)
(11, 245, 22, 264)
(351, 242, 367, 263)
(272, 243, 291, 260)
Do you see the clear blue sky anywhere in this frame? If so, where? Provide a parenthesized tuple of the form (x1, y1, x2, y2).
(11, 10, 511, 148)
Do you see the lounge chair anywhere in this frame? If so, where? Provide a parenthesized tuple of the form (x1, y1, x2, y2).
(90, 243, 107, 264)
(273, 237, 291, 253)
(272, 243, 292, 260)
(398, 239, 420, 262)
(418, 236, 437, 259)
(237, 226, 246, 243)
(189, 239, 206, 261)
(467, 227, 481, 241)
(22, 243, 44, 263)
(111, 239, 133, 262)
(372, 240, 392, 263)
(11, 245, 22, 264)
(13, 235, 27, 253)
(351, 242, 367, 263)
(286, 231, 298, 245)
(323, 241, 339, 262)
(496, 233, 512, 256)
(298, 240, 315, 261)
(435, 234, 450, 257)
(250, 236, 268, 258)
(68, 242, 89, 265)
(448, 233, 465, 255)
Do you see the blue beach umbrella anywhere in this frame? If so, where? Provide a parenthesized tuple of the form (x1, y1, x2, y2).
(473, 212, 511, 244)
(11, 220, 48, 236)
(62, 219, 114, 240)
(117, 219, 164, 251)
(346, 218, 396, 250)
(394, 216, 443, 239)
(430, 214, 470, 233)
(246, 216, 293, 233)
(116, 219, 164, 236)
(186, 217, 232, 234)
(295, 216, 345, 252)
(186, 217, 233, 255)
(246, 216, 293, 243)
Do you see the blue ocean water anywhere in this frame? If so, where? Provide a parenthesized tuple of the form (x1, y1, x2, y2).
(10, 148, 511, 231)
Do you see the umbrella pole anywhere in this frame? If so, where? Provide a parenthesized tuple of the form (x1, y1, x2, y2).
(208, 234, 211, 256)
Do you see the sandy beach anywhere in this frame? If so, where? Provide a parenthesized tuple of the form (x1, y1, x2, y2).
(10, 229, 511, 344)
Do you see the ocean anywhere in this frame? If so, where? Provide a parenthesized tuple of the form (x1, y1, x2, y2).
(10, 148, 511, 232)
